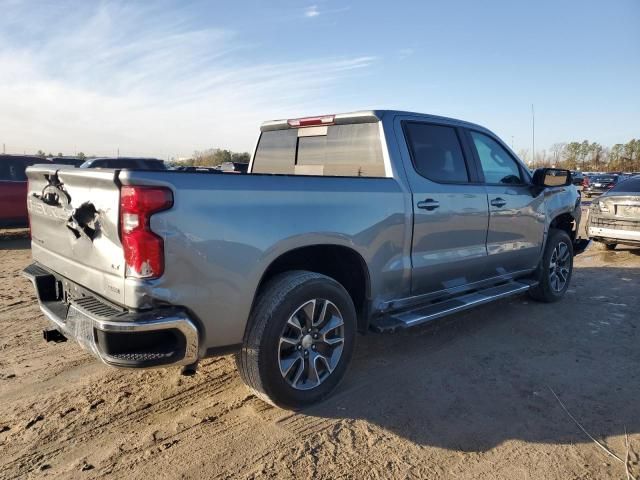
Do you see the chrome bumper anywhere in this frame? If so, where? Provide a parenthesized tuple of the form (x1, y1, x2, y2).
(23, 263, 199, 368)
(588, 226, 640, 243)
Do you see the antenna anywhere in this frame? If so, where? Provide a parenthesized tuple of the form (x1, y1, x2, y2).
(531, 104, 535, 167)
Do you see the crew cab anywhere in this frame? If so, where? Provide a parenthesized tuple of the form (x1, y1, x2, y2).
(23, 110, 586, 408)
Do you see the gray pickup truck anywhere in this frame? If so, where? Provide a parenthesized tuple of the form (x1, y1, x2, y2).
(23, 110, 587, 408)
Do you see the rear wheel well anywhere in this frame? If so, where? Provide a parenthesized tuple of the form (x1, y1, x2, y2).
(253, 245, 371, 333)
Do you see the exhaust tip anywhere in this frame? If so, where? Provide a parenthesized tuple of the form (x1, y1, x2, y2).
(43, 329, 67, 343)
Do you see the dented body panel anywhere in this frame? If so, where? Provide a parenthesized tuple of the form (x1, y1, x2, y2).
(27, 165, 126, 304)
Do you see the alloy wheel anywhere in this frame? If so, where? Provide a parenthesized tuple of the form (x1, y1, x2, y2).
(549, 241, 571, 292)
(278, 299, 345, 391)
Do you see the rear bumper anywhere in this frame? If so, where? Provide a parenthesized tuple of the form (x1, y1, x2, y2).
(588, 226, 640, 244)
(22, 263, 199, 368)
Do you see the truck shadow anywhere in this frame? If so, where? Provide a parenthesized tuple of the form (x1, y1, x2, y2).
(303, 264, 640, 452)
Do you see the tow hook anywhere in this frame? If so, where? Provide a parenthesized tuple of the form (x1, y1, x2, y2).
(43, 329, 67, 343)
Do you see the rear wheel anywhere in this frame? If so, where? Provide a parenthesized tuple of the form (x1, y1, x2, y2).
(235, 271, 356, 409)
(529, 229, 573, 303)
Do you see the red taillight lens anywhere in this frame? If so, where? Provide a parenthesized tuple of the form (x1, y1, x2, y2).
(120, 186, 173, 279)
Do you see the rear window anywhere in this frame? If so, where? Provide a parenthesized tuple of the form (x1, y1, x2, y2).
(0, 157, 39, 181)
(592, 176, 617, 183)
(252, 123, 385, 177)
(611, 177, 640, 193)
(139, 159, 167, 170)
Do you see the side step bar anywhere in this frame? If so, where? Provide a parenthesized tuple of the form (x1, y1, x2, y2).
(371, 281, 534, 333)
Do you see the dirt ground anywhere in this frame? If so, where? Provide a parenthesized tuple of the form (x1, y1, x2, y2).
(1, 224, 639, 480)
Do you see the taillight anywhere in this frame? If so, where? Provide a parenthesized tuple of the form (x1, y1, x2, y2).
(287, 115, 335, 128)
(27, 179, 32, 238)
(120, 186, 173, 279)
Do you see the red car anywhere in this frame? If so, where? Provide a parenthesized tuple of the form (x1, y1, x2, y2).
(0, 155, 49, 227)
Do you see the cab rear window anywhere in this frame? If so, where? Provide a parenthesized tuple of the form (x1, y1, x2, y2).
(252, 123, 385, 177)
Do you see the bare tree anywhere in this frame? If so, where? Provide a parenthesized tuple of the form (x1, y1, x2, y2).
(517, 148, 529, 164)
(550, 143, 566, 165)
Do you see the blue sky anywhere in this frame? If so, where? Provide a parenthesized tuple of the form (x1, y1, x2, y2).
(0, 0, 638, 159)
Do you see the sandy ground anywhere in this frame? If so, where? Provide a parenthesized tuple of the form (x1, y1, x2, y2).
(1, 225, 639, 480)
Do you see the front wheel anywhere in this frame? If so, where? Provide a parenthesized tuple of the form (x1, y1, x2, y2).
(235, 271, 356, 409)
(528, 229, 574, 303)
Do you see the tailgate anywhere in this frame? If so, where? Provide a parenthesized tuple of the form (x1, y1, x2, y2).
(26, 165, 126, 305)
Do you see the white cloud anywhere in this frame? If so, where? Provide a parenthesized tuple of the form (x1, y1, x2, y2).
(398, 48, 414, 59)
(0, 2, 373, 158)
(305, 5, 320, 17)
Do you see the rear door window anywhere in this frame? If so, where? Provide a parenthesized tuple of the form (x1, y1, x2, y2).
(252, 123, 385, 177)
(402, 122, 469, 183)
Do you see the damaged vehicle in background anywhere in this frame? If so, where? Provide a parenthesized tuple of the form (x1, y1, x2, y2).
(23, 110, 588, 409)
(588, 176, 640, 250)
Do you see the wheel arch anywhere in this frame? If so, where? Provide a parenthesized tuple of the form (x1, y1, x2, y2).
(249, 244, 372, 335)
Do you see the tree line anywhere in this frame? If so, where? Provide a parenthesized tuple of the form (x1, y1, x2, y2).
(519, 138, 640, 172)
(31, 148, 251, 167)
(177, 149, 250, 167)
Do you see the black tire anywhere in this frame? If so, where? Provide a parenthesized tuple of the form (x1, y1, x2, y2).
(605, 243, 617, 251)
(528, 229, 574, 303)
(235, 271, 356, 409)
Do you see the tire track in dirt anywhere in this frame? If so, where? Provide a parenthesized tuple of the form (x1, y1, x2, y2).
(1, 362, 237, 478)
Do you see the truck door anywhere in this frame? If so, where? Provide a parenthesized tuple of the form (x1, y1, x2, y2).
(396, 119, 490, 295)
(465, 129, 545, 275)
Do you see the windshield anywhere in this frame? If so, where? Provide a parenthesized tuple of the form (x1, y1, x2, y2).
(252, 123, 385, 177)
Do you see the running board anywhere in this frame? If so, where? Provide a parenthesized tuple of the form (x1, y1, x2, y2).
(371, 281, 534, 333)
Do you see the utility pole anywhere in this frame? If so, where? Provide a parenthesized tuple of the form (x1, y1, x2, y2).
(117, 147, 120, 158)
(2, 143, 5, 154)
(531, 104, 535, 168)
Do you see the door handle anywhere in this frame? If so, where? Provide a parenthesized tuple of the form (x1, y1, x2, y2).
(417, 199, 440, 211)
(490, 197, 506, 208)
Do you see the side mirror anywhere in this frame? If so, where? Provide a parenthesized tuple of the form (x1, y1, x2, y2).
(532, 168, 571, 188)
